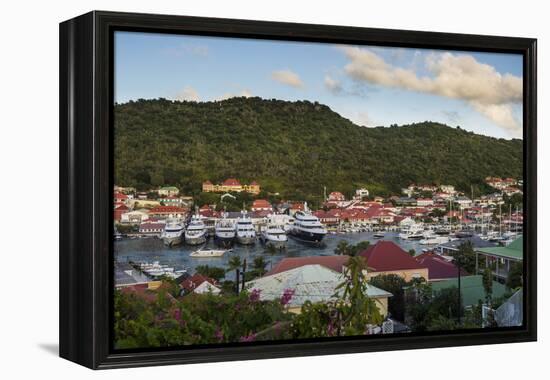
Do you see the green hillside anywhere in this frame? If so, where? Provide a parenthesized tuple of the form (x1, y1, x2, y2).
(114, 97, 523, 200)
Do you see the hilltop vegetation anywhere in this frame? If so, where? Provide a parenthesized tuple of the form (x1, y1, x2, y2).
(114, 97, 523, 200)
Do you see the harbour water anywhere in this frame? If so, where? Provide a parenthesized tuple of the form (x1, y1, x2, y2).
(114, 231, 427, 276)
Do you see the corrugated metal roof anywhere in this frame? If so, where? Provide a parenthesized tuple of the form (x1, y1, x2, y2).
(477, 236, 523, 260)
(246, 264, 392, 307)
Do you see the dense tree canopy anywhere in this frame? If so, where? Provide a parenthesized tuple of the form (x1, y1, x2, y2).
(114, 97, 523, 199)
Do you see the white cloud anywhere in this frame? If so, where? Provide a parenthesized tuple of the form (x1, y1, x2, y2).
(271, 69, 304, 88)
(324, 75, 343, 94)
(175, 86, 200, 102)
(339, 46, 522, 134)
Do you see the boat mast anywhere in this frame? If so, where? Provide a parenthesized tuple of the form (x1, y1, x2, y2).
(499, 203, 502, 237)
(508, 203, 512, 233)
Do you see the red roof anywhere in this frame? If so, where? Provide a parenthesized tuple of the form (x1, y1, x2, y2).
(120, 284, 176, 304)
(149, 206, 186, 213)
(328, 191, 345, 200)
(249, 181, 259, 186)
(251, 210, 271, 218)
(180, 274, 217, 292)
(139, 222, 165, 229)
(266, 255, 350, 276)
(252, 199, 272, 208)
(290, 202, 305, 210)
(114, 192, 128, 199)
(223, 178, 241, 186)
(359, 241, 425, 271)
(415, 252, 467, 279)
(114, 204, 129, 211)
(203, 180, 213, 185)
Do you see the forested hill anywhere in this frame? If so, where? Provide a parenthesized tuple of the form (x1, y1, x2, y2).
(114, 97, 523, 199)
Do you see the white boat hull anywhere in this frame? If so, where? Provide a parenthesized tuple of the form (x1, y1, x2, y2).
(185, 235, 207, 245)
(236, 235, 256, 245)
(163, 235, 183, 246)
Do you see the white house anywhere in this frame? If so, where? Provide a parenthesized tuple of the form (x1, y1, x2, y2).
(120, 210, 149, 224)
(440, 185, 456, 194)
(354, 188, 370, 200)
(455, 196, 473, 209)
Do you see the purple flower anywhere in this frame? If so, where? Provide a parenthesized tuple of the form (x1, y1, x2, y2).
(239, 333, 256, 342)
(173, 309, 182, 322)
(280, 288, 295, 306)
(249, 289, 261, 303)
(327, 321, 335, 336)
(215, 327, 224, 342)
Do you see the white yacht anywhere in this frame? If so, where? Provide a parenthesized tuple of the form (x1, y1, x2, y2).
(161, 220, 184, 246)
(189, 248, 228, 258)
(290, 203, 327, 244)
(399, 223, 425, 240)
(261, 224, 288, 249)
(419, 234, 451, 245)
(215, 214, 235, 246)
(185, 214, 207, 245)
(235, 211, 256, 245)
(268, 213, 295, 233)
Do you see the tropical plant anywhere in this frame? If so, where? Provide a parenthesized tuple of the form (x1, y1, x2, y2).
(291, 255, 382, 338)
(506, 261, 523, 289)
(455, 241, 476, 274)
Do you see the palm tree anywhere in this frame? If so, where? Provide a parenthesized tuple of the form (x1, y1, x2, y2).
(334, 240, 351, 256)
(252, 256, 268, 277)
(227, 255, 242, 285)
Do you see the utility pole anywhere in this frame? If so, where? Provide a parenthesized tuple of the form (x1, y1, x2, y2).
(241, 258, 247, 292)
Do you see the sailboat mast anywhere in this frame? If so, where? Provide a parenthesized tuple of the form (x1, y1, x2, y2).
(499, 203, 502, 236)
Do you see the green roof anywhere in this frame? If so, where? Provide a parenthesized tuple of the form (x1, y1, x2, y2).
(477, 236, 523, 261)
(431, 275, 507, 307)
(160, 186, 179, 190)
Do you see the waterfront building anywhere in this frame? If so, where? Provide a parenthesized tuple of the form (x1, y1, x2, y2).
(251, 199, 273, 212)
(120, 210, 149, 224)
(148, 205, 187, 219)
(138, 221, 165, 235)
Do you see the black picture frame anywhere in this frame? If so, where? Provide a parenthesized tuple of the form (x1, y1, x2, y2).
(59, 10, 537, 369)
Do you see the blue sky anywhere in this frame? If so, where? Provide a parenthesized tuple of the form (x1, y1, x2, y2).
(115, 31, 523, 139)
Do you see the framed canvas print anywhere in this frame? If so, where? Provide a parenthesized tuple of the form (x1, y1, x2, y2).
(59, 11, 537, 369)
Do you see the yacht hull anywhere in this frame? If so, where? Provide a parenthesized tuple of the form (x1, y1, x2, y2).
(236, 235, 256, 245)
(163, 235, 183, 247)
(185, 234, 207, 245)
(290, 230, 326, 243)
(215, 234, 234, 247)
